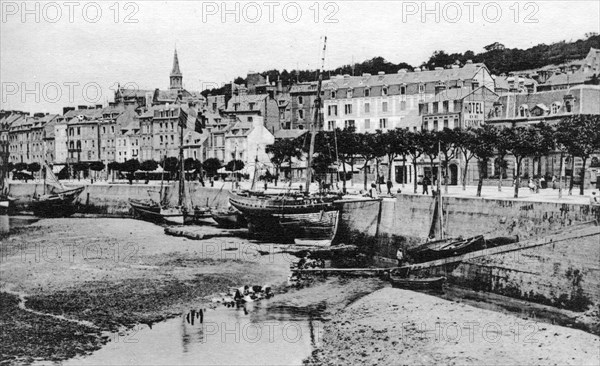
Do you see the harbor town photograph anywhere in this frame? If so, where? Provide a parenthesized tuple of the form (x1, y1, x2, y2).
(1, 1, 600, 365)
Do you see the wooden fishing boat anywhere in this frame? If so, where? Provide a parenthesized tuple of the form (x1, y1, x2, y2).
(31, 186, 84, 217)
(211, 207, 247, 229)
(389, 274, 446, 291)
(129, 198, 190, 225)
(409, 235, 485, 263)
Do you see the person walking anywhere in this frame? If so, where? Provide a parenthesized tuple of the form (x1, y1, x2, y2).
(386, 179, 393, 195)
(422, 176, 430, 195)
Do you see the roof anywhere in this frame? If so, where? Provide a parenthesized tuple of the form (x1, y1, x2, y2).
(492, 85, 600, 119)
(171, 49, 182, 77)
(273, 129, 307, 140)
(290, 82, 319, 94)
(226, 121, 254, 137)
(116, 109, 139, 130)
(225, 94, 268, 112)
(494, 75, 537, 91)
(543, 72, 593, 87)
(423, 86, 498, 103)
(323, 63, 488, 90)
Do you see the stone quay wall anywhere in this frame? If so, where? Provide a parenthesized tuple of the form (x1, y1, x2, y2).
(336, 195, 600, 315)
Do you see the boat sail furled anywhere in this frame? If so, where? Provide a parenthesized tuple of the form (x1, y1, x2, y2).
(129, 105, 192, 225)
(229, 37, 344, 244)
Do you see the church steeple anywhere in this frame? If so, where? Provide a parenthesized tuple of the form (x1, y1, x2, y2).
(170, 49, 183, 90)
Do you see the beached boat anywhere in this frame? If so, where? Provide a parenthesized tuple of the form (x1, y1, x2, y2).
(31, 186, 85, 217)
(30, 163, 84, 217)
(229, 37, 345, 243)
(130, 107, 195, 225)
(389, 274, 446, 291)
(409, 235, 485, 263)
(211, 207, 247, 229)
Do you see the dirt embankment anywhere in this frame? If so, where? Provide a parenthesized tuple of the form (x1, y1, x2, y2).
(305, 287, 600, 366)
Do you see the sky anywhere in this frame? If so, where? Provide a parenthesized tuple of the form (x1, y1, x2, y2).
(1, 0, 599, 114)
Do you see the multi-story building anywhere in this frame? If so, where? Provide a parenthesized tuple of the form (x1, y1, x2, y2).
(289, 82, 318, 130)
(115, 109, 141, 162)
(138, 109, 155, 162)
(537, 48, 600, 91)
(224, 91, 281, 134)
(487, 85, 600, 187)
(323, 62, 494, 134)
(8, 114, 32, 164)
(205, 112, 231, 162)
(224, 116, 274, 177)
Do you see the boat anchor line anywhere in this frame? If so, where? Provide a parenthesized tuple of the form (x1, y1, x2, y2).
(1, 286, 99, 329)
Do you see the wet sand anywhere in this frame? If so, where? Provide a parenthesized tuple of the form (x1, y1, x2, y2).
(0, 218, 292, 364)
(305, 287, 600, 365)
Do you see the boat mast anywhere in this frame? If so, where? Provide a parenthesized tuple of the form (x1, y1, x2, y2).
(305, 36, 327, 195)
(437, 140, 444, 239)
(178, 108, 186, 210)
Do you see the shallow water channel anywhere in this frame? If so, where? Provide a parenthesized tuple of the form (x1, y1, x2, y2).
(62, 300, 324, 366)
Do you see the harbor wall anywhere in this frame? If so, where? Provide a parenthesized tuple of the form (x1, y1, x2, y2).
(337, 195, 600, 317)
(8, 182, 230, 215)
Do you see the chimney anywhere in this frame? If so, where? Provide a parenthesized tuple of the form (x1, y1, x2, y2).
(77, 105, 88, 110)
(378, 71, 385, 75)
(96, 104, 103, 109)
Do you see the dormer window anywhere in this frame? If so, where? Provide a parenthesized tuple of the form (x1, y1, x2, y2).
(382, 86, 388, 96)
(418, 83, 425, 93)
(563, 94, 575, 113)
(519, 104, 529, 117)
(249, 102, 255, 110)
(331, 91, 337, 99)
(551, 102, 561, 115)
(400, 85, 406, 95)
(298, 96, 303, 104)
(364, 88, 370, 97)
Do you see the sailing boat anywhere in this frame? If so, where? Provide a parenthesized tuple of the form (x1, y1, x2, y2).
(408, 145, 485, 262)
(228, 37, 344, 244)
(129, 106, 191, 225)
(30, 163, 84, 217)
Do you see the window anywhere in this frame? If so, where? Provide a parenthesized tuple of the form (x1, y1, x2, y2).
(364, 119, 371, 130)
(344, 104, 352, 115)
(443, 119, 448, 129)
(327, 121, 336, 130)
(344, 120, 355, 128)
(364, 103, 370, 113)
(331, 91, 337, 99)
(519, 104, 529, 117)
(418, 83, 425, 93)
(443, 101, 449, 113)
(364, 88, 370, 97)
(400, 86, 406, 95)
(433, 102, 439, 114)
(346, 89, 353, 98)
(433, 119, 439, 131)
(327, 105, 338, 116)
(565, 100, 573, 113)
(382, 87, 388, 96)
(234, 103, 240, 111)
(551, 102, 561, 114)
(298, 96, 303, 104)
(298, 110, 304, 119)
(382, 102, 388, 112)
(248, 116, 253, 122)
(102, 127, 106, 134)
(423, 121, 429, 130)
(249, 102, 255, 110)
(379, 118, 387, 129)
(400, 101, 406, 111)
(77, 127, 81, 135)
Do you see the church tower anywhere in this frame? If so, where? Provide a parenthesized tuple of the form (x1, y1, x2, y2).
(170, 49, 183, 90)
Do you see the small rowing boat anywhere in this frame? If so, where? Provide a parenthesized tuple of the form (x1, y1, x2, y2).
(389, 274, 446, 291)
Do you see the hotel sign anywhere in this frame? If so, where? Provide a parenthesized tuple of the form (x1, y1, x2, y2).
(463, 101, 485, 128)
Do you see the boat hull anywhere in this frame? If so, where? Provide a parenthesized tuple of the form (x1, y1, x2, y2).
(129, 199, 188, 225)
(211, 210, 247, 229)
(30, 187, 84, 217)
(389, 275, 446, 291)
(229, 192, 340, 243)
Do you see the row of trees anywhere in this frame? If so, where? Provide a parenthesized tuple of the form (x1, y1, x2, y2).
(265, 115, 600, 198)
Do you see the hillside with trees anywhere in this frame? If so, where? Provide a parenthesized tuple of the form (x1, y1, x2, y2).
(202, 33, 600, 97)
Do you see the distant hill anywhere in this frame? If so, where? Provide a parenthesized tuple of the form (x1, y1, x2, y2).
(202, 33, 600, 97)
